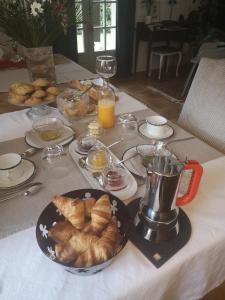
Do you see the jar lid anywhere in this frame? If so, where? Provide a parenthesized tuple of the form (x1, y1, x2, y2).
(88, 120, 103, 137)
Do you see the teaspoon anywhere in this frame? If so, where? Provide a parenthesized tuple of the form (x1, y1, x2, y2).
(21, 147, 39, 158)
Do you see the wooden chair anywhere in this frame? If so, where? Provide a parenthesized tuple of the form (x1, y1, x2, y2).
(178, 57, 225, 153)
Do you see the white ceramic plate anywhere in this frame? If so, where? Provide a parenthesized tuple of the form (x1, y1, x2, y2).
(138, 122, 174, 140)
(69, 140, 137, 201)
(0, 159, 36, 189)
(25, 126, 74, 149)
(122, 144, 177, 178)
(122, 146, 148, 178)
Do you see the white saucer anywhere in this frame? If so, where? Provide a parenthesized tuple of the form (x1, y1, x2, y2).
(122, 146, 147, 178)
(0, 159, 36, 189)
(138, 123, 174, 140)
(25, 126, 74, 149)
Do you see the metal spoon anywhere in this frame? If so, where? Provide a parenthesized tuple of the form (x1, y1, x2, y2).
(80, 84, 93, 96)
(0, 182, 43, 203)
(78, 157, 88, 170)
(156, 137, 195, 148)
(21, 147, 39, 158)
(105, 138, 124, 149)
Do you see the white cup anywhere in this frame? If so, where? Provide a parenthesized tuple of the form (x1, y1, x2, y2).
(145, 116, 167, 136)
(0, 153, 23, 181)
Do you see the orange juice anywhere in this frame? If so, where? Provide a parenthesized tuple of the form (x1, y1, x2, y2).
(98, 99, 115, 128)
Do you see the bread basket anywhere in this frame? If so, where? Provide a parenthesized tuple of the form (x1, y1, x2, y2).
(36, 189, 130, 275)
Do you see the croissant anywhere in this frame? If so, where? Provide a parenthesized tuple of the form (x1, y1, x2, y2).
(69, 231, 99, 253)
(90, 194, 112, 234)
(55, 231, 98, 263)
(53, 196, 85, 229)
(48, 220, 76, 243)
(84, 198, 96, 218)
(55, 242, 78, 263)
(74, 217, 119, 268)
(100, 216, 120, 246)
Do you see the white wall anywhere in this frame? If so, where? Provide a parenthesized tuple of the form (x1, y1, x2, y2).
(134, 0, 200, 72)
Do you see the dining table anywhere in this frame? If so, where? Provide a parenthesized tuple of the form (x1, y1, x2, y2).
(0, 57, 225, 300)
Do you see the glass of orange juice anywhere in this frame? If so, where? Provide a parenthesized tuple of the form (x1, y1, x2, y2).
(98, 87, 115, 129)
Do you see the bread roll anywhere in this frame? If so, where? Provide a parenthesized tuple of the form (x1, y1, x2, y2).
(24, 97, 42, 106)
(8, 92, 29, 104)
(46, 86, 61, 96)
(11, 83, 34, 95)
(45, 93, 55, 102)
(32, 78, 50, 88)
(32, 89, 47, 98)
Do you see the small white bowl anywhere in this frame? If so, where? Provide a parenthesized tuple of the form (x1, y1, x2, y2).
(145, 116, 168, 136)
(0, 153, 23, 181)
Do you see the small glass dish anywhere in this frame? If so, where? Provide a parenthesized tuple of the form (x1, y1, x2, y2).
(86, 144, 111, 172)
(33, 117, 63, 142)
(77, 133, 97, 154)
(118, 113, 138, 135)
(102, 164, 128, 191)
(56, 88, 89, 121)
(41, 144, 72, 178)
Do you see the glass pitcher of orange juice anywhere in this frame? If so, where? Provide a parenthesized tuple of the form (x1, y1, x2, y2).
(98, 87, 115, 129)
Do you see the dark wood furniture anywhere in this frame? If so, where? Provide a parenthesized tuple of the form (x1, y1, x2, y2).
(134, 22, 188, 77)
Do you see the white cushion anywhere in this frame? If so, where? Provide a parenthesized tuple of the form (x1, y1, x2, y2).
(178, 57, 225, 153)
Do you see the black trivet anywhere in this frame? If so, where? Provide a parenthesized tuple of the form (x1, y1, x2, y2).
(127, 198, 192, 268)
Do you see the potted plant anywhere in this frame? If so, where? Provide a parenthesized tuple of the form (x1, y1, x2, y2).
(0, 0, 75, 81)
(142, 0, 154, 24)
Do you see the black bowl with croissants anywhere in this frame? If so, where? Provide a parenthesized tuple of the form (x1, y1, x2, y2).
(36, 189, 131, 275)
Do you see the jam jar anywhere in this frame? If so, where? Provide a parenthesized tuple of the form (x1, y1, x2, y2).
(102, 164, 128, 191)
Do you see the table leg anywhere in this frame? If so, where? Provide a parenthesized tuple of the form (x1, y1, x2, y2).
(176, 52, 182, 77)
(146, 41, 152, 77)
(148, 52, 154, 77)
(159, 55, 164, 80)
(135, 38, 139, 73)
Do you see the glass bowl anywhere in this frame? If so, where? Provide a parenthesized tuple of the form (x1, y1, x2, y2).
(32, 117, 63, 141)
(86, 144, 111, 172)
(56, 88, 89, 120)
(102, 164, 128, 191)
(77, 134, 97, 155)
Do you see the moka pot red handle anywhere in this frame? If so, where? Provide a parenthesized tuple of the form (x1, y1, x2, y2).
(176, 160, 203, 206)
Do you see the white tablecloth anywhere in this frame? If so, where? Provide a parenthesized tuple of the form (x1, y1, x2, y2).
(0, 91, 146, 142)
(1, 60, 225, 300)
(1, 156, 225, 300)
